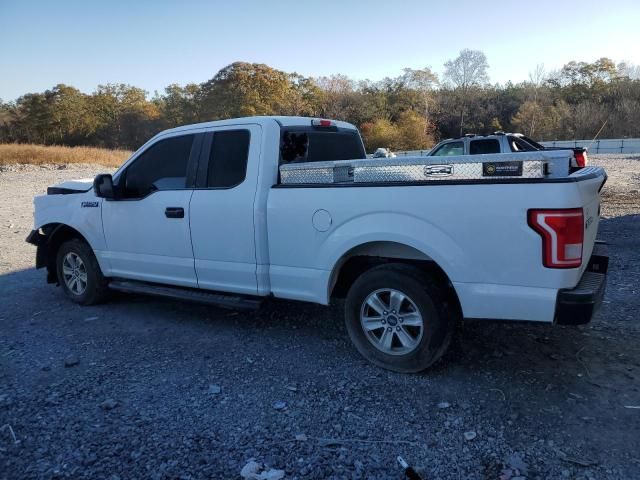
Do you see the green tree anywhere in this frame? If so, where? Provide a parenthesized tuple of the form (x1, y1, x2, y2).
(12, 92, 51, 143)
(0, 100, 14, 140)
(511, 100, 545, 137)
(47, 84, 95, 144)
(400, 67, 439, 132)
(444, 49, 489, 135)
(314, 74, 367, 124)
(287, 74, 322, 117)
(395, 110, 436, 150)
(159, 83, 202, 127)
(200, 62, 300, 119)
(2, 58, 640, 149)
(360, 119, 400, 151)
(90, 84, 160, 148)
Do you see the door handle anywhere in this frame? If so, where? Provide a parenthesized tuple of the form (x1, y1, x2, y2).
(165, 207, 184, 218)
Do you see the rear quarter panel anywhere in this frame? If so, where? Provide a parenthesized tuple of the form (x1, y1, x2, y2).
(266, 179, 599, 320)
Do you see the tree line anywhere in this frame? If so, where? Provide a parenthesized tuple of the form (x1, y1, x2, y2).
(1, 50, 639, 152)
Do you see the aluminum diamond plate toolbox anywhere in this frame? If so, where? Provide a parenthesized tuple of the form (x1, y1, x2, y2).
(278, 152, 566, 185)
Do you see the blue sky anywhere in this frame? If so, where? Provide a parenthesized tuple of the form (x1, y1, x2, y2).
(1, 0, 639, 101)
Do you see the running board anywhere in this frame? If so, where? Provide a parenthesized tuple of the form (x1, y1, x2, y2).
(108, 280, 262, 310)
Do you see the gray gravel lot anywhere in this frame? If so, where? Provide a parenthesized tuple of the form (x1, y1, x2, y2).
(1, 156, 639, 480)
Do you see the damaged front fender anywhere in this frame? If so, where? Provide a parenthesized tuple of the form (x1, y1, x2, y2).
(25, 229, 49, 270)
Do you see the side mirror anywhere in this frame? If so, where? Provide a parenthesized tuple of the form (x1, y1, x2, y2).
(93, 174, 115, 199)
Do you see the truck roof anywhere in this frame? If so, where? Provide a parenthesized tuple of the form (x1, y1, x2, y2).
(160, 116, 358, 137)
(438, 132, 530, 142)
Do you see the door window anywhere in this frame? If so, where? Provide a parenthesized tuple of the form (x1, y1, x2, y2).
(431, 141, 464, 156)
(469, 139, 500, 155)
(206, 130, 250, 188)
(121, 134, 195, 198)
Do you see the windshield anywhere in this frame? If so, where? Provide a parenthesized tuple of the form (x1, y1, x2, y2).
(430, 141, 464, 156)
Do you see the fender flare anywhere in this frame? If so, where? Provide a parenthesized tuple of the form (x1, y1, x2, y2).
(317, 212, 467, 303)
(27, 223, 97, 283)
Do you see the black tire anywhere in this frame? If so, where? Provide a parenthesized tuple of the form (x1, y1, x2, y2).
(344, 263, 455, 373)
(56, 238, 109, 305)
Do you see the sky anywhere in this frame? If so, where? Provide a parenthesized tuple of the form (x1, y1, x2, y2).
(1, 0, 639, 101)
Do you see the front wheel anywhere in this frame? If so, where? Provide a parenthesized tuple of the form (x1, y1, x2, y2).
(56, 238, 109, 305)
(345, 264, 454, 373)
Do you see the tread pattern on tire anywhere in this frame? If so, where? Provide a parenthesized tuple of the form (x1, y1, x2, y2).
(56, 238, 109, 305)
(344, 263, 456, 373)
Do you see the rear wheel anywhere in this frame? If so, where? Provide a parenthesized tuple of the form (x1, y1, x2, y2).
(56, 238, 109, 305)
(345, 264, 454, 373)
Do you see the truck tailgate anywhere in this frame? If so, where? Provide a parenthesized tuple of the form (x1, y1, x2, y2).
(573, 167, 607, 273)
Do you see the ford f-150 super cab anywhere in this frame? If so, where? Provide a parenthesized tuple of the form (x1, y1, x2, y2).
(27, 116, 609, 372)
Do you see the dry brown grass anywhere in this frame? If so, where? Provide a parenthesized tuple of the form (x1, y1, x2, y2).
(0, 143, 132, 167)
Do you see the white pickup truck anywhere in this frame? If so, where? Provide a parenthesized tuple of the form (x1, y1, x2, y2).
(427, 132, 589, 170)
(27, 116, 609, 372)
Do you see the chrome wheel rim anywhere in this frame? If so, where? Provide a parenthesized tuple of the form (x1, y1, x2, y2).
(360, 288, 424, 356)
(62, 252, 87, 295)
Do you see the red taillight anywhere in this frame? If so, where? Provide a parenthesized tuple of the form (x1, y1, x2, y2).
(528, 208, 584, 268)
(574, 151, 587, 167)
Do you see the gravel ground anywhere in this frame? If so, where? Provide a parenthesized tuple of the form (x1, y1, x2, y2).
(1, 156, 639, 480)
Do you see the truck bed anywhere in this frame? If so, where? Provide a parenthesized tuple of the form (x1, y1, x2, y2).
(269, 157, 607, 323)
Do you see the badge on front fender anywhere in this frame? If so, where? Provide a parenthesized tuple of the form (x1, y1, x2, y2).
(81, 201, 99, 208)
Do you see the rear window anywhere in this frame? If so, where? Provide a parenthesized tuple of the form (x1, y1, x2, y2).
(470, 139, 500, 155)
(509, 136, 537, 152)
(280, 129, 365, 163)
(519, 135, 545, 149)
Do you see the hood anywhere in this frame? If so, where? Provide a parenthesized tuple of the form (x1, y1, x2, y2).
(47, 178, 94, 195)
